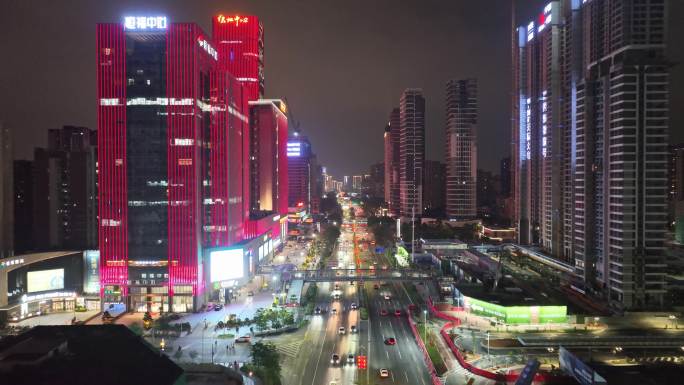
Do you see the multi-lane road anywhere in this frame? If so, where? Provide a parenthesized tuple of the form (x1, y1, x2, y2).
(279, 208, 432, 385)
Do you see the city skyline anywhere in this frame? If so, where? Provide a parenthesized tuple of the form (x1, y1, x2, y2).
(4, 0, 682, 178)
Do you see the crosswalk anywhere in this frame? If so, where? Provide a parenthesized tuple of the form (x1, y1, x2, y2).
(276, 340, 303, 358)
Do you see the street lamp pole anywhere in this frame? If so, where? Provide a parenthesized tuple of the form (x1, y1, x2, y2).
(423, 309, 428, 343)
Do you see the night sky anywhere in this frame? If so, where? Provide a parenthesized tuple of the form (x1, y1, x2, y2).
(1, 0, 682, 178)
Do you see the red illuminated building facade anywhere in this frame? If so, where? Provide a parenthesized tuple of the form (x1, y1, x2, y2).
(213, 14, 264, 101)
(97, 15, 284, 312)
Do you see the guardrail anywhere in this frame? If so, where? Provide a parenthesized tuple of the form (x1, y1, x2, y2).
(426, 298, 561, 383)
(405, 304, 444, 385)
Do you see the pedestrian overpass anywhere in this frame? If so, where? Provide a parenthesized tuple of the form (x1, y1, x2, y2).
(258, 266, 436, 282)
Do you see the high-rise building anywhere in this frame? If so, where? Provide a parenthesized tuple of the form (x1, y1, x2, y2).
(398, 89, 425, 218)
(33, 126, 97, 251)
(0, 123, 12, 259)
(368, 162, 385, 199)
(13, 160, 33, 254)
(671, 144, 684, 244)
(249, 99, 289, 217)
(423, 160, 445, 214)
(573, 0, 669, 308)
(512, 0, 670, 309)
(514, 2, 567, 260)
(445, 79, 477, 220)
(287, 136, 313, 210)
(500, 157, 511, 198)
(213, 14, 264, 101)
(352, 175, 363, 191)
(97, 17, 249, 311)
(310, 157, 323, 214)
(384, 108, 401, 216)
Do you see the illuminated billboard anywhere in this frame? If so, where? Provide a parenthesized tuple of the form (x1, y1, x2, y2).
(27, 268, 65, 293)
(463, 296, 567, 324)
(210, 249, 245, 283)
(287, 142, 301, 157)
(83, 250, 100, 294)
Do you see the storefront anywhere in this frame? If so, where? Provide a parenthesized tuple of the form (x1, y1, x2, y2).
(5, 291, 78, 322)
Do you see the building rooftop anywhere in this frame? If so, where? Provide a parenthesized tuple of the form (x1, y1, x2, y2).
(0, 325, 184, 385)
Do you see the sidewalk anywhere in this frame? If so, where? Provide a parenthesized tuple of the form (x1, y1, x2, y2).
(14, 310, 99, 327)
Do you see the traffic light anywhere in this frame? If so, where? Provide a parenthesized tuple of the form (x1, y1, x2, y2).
(357, 355, 367, 369)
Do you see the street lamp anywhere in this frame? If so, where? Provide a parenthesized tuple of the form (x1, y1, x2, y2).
(423, 309, 428, 343)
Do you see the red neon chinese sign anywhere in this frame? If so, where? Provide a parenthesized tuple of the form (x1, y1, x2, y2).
(217, 14, 249, 26)
(357, 355, 367, 369)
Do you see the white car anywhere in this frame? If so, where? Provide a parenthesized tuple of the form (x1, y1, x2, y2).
(338, 326, 345, 335)
(379, 368, 390, 378)
(350, 302, 358, 310)
(384, 294, 391, 300)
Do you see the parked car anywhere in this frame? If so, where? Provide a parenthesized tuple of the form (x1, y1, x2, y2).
(235, 336, 251, 343)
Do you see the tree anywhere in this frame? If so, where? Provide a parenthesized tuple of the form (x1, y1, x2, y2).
(188, 350, 198, 362)
(128, 322, 143, 336)
(250, 342, 282, 385)
(254, 309, 269, 331)
(283, 311, 295, 326)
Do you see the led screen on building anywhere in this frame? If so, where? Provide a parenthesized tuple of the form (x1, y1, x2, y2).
(27, 268, 65, 293)
(463, 296, 567, 324)
(210, 249, 244, 283)
(83, 250, 100, 294)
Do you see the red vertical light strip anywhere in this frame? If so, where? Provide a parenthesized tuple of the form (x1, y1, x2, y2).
(97, 24, 128, 296)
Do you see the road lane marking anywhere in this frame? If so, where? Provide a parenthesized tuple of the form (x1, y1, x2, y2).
(404, 371, 409, 383)
(386, 350, 389, 359)
(310, 316, 329, 385)
(397, 349, 402, 359)
(391, 370, 395, 383)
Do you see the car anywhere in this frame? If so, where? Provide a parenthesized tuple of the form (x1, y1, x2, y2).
(235, 336, 251, 343)
(380, 309, 388, 316)
(331, 354, 340, 365)
(384, 294, 391, 300)
(247, 291, 254, 297)
(347, 354, 355, 364)
(349, 281, 355, 285)
(334, 284, 340, 290)
(331, 308, 337, 315)
(350, 325, 357, 333)
(384, 337, 396, 345)
(379, 368, 390, 378)
(350, 302, 358, 310)
(333, 294, 340, 301)
(394, 309, 402, 316)
(338, 326, 345, 335)
(373, 284, 379, 290)
(214, 304, 223, 311)
(314, 306, 321, 314)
